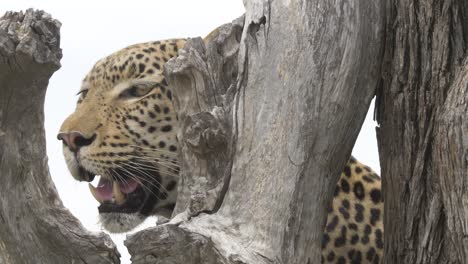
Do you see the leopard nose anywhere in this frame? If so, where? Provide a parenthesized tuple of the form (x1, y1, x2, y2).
(57, 132, 96, 152)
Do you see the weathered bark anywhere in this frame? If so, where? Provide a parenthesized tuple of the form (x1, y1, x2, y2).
(126, 0, 384, 263)
(0, 10, 120, 264)
(8, 1, 466, 264)
(377, 0, 468, 263)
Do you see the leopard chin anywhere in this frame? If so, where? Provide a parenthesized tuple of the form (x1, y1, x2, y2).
(99, 213, 146, 233)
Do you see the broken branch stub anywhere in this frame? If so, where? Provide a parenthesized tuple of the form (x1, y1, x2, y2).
(165, 18, 244, 217)
(126, 17, 250, 264)
(0, 9, 120, 264)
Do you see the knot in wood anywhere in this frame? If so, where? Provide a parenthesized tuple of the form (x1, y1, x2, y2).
(183, 112, 226, 156)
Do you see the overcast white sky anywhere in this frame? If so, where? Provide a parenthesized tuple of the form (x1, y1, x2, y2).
(1, 1, 379, 263)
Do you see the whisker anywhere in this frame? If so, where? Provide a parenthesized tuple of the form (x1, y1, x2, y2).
(126, 156, 180, 170)
(105, 167, 153, 201)
(127, 144, 179, 155)
(110, 164, 165, 199)
(125, 160, 179, 174)
(80, 151, 180, 199)
(86, 154, 179, 172)
(129, 163, 179, 178)
(106, 168, 133, 193)
(105, 169, 120, 185)
(128, 155, 179, 164)
(121, 162, 173, 194)
(112, 162, 172, 196)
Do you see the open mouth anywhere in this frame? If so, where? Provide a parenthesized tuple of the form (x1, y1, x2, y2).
(78, 165, 152, 215)
(89, 176, 146, 214)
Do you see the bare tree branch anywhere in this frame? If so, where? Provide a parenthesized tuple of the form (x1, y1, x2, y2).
(0, 9, 120, 264)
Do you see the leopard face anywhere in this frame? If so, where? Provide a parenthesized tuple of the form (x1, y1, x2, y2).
(58, 39, 186, 233)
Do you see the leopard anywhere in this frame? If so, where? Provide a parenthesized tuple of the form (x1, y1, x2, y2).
(58, 39, 383, 263)
(322, 157, 383, 264)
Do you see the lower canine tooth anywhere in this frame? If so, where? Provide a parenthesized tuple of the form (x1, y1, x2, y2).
(113, 182, 126, 205)
(88, 183, 102, 203)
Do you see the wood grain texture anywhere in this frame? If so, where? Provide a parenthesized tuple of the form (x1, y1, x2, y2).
(0, 10, 120, 264)
(377, 0, 468, 263)
(126, 0, 384, 262)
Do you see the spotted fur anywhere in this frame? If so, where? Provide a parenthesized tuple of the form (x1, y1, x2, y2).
(59, 39, 186, 232)
(322, 157, 383, 263)
(59, 38, 383, 262)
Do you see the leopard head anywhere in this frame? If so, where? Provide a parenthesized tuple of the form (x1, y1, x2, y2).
(58, 39, 185, 232)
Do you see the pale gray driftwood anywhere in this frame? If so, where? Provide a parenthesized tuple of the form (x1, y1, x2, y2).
(0, 9, 120, 264)
(126, 0, 384, 263)
(7, 1, 465, 263)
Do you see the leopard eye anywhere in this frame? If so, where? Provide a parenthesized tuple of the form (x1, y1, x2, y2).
(119, 84, 153, 99)
(76, 89, 89, 100)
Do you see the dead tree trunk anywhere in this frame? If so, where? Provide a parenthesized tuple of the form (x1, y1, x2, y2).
(126, 0, 384, 263)
(377, 0, 468, 263)
(3, 1, 467, 264)
(0, 10, 119, 264)
(0, 0, 385, 263)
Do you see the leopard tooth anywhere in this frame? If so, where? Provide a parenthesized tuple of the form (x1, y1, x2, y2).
(113, 182, 126, 205)
(88, 183, 103, 203)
